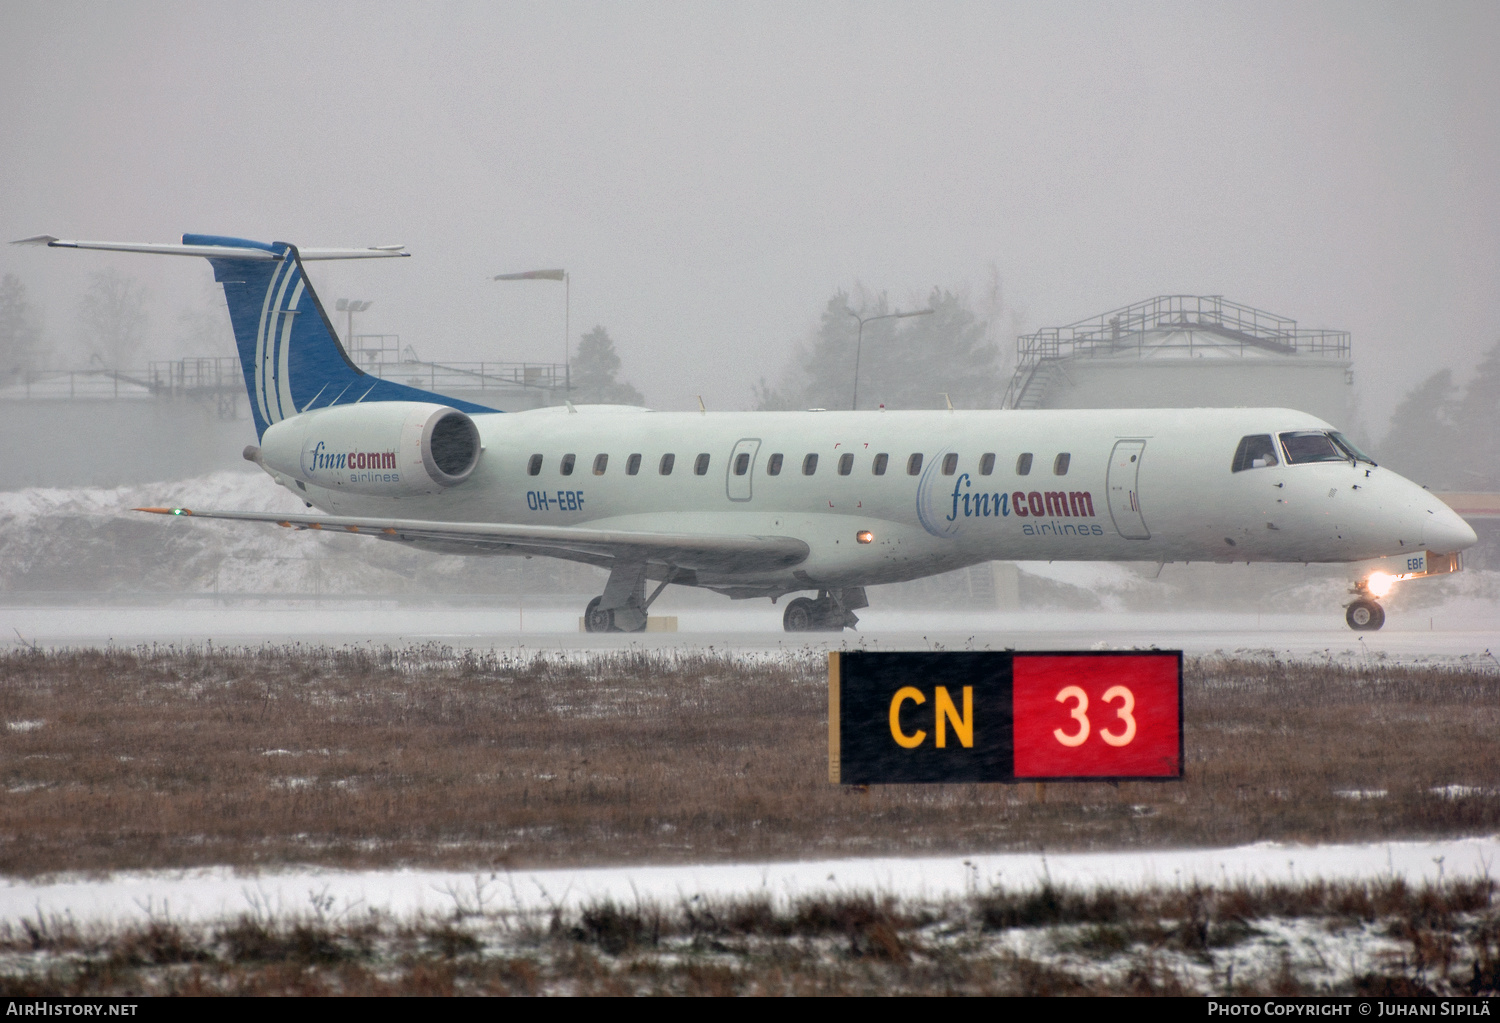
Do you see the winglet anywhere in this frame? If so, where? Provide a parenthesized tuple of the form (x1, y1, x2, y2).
(11, 235, 59, 246)
(135, 507, 193, 516)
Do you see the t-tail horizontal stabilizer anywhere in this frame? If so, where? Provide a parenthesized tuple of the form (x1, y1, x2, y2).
(14, 233, 499, 437)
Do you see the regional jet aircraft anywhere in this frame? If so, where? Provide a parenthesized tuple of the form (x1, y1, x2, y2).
(19, 234, 1477, 631)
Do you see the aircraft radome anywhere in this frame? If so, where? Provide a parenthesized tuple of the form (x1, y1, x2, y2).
(17, 234, 1477, 632)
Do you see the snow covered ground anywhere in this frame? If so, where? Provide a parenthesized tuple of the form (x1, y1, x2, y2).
(4, 837, 1496, 928)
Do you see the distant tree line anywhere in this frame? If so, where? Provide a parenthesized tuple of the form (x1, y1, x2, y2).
(1378, 338, 1500, 490)
(755, 287, 1006, 411)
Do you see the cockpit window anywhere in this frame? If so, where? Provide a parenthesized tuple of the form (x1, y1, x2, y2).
(1279, 431, 1346, 465)
(1329, 432, 1377, 466)
(1232, 434, 1279, 472)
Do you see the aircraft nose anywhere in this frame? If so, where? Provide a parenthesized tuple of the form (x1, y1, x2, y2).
(1423, 504, 1478, 552)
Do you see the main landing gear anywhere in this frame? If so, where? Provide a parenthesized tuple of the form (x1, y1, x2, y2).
(583, 563, 675, 633)
(781, 588, 867, 632)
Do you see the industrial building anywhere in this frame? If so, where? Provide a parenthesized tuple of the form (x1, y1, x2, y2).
(1003, 295, 1354, 428)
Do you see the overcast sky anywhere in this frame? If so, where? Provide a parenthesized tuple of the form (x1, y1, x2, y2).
(3, 1, 1497, 429)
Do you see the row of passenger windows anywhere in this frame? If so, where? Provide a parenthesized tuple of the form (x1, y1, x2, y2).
(525, 450, 1072, 477)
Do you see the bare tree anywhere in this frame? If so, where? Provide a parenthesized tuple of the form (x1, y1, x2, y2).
(78, 269, 148, 368)
(0, 273, 42, 380)
(176, 281, 235, 357)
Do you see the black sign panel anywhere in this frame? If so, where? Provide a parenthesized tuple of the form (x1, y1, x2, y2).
(828, 650, 1183, 785)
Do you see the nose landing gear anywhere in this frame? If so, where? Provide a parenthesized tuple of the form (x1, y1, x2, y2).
(1345, 598, 1385, 631)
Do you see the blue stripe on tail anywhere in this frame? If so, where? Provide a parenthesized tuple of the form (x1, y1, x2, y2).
(185, 234, 498, 438)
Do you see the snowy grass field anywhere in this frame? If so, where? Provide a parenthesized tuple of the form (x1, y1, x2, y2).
(1, 645, 1499, 993)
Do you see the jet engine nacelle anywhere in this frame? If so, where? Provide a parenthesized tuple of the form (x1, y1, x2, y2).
(259, 402, 482, 497)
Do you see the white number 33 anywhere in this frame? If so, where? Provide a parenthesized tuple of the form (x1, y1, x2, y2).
(1052, 685, 1137, 748)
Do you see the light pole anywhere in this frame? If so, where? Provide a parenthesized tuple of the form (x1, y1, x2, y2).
(848, 306, 935, 411)
(493, 268, 569, 394)
(335, 299, 372, 361)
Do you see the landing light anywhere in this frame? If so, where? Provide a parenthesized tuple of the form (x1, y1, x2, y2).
(1365, 571, 1396, 597)
(856, 530, 874, 544)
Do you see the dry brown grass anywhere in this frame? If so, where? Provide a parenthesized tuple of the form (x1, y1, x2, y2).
(1, 878, 1497, 995)
(0, 645, 1498, 877)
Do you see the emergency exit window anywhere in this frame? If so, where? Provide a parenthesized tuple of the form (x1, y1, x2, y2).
(838, 453, 854, 475)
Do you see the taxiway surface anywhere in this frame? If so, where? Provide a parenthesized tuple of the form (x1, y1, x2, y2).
(4, 598, 1498, 664)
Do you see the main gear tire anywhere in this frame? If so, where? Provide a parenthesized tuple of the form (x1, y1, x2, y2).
(584, 596, 615, 633)
(783, 597, 818, 632)
(1345, 599, 1386, 631)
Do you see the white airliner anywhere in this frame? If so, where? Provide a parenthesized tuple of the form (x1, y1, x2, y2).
(19, 234, 1477, 632)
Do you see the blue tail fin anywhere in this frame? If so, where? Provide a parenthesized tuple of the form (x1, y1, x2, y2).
(187, 234, 498, 438)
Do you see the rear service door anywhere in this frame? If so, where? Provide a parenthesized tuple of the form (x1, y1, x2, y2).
(726, 438, 761, 502)
(1106, 440, 1150, 539)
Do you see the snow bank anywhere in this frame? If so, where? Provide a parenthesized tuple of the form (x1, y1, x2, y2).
(4, 837, 1496, 927)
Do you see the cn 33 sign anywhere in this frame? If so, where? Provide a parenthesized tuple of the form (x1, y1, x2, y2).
(829, 651, 1182, 785)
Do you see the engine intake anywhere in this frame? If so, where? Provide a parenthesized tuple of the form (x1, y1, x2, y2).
(259, 402, 482, 497)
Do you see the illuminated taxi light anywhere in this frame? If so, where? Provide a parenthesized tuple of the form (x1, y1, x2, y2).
(1365, 571, 1396, 597)
(856, 530, 874, 544)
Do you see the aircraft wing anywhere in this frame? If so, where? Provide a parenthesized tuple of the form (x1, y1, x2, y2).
(136, 507, 809, 574)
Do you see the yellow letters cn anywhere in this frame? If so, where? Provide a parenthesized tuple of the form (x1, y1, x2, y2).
(935, 686, 973, 748)
(889, 687, 927, 748)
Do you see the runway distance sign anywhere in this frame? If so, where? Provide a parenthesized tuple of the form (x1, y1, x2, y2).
(828, 651, 1182, 785)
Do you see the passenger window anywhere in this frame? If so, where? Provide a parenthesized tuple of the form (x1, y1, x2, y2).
(694, 453, 710, 475)
(527, 454, 543, 476)
(659, 453, 675, 475)
(1016, 453, 1033, 476)
(560, 453, 576, 476)
(941, 453, 958, 475)
(767, 453, 783, 476)
(626, 454, 641, 475)
(593, 454, 608, 476)
(979, 453, 995, 475)
(803, 453, 819, 475)
(838, 453, 853, 475)
(907, 453, 923, 475)
(1054, 453, 1070, 476)
(1279, 431, 1344, 465)
(1231, 435, 1279, 472)
(872, 453, 888, 476)
(734, 452, 750, 476)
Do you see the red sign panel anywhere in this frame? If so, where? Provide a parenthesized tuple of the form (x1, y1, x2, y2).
(1012, 654, 1181, 779)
